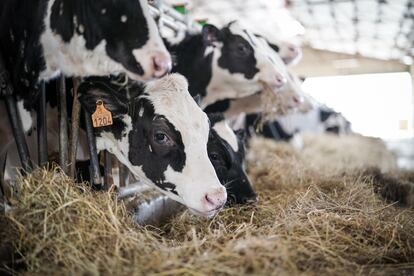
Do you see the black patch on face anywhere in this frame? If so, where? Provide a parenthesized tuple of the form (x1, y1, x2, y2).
(166, 35, 213, 98)
(128, 99, 186, 193)
(217, 27, 259, 79)
(320, 109, 334, 122)
(267, 42, 280, 53)
(50, 0, 150, 76)
(208, 118, 256, 205)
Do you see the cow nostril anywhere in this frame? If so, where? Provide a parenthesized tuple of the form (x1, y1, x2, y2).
(275, 76, 286, 87)
(288, 46, 297, 53)
(293, 96, 300, 104)
(205, 194, 214, 205)
(152, 54, 172, 77)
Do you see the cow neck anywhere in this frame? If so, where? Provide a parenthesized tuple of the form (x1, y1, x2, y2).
(169, 33, 213, 99)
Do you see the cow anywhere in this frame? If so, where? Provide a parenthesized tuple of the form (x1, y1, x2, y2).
(265, 39, 302, 66)
(165, 21, 289, 107)
(0, 0, 172, 105)
(207, 113, 256, 205)
(204, 71, 306, 119)
(76, 74, 226, 217)
(245, 104, 352, 142)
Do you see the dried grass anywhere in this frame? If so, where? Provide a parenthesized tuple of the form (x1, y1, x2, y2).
(1, 134, 414, 275)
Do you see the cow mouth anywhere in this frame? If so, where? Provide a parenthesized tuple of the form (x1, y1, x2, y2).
(188, 207, 222, 218)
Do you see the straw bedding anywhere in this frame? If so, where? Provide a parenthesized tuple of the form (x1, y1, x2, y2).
(1, 133, 414, 275)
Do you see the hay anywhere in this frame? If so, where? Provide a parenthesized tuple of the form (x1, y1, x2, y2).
(1, 134, 414, 275)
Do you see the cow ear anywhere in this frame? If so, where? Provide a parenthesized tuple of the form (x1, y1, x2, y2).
(234, 129, 246, 142)
(192, 95, 202, 106)
(202, 24, 222, 45)
(78, 81, 129, 118)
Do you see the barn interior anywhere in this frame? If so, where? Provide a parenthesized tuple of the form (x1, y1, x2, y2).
(1, 0, 414, 275)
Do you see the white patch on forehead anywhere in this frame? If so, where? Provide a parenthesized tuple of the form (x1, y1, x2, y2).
(121, 15, 127, 23)
(143, 74, 210, 140)
(213, 121, 239, 152)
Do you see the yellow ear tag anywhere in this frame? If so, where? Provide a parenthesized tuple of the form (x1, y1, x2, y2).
(92, 100, 113, 128)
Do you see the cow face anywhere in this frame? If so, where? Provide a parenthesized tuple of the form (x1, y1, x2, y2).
(202, 21, 288, 105)
(272, 72, 305, 115)
(267, 40, 302, 66)
(78, 74, 226, 217)
(40, 0, 171, 81)
(207, 114, 256, 205)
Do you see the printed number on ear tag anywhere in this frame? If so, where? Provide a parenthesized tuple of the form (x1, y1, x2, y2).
(92, 100, 113, 128)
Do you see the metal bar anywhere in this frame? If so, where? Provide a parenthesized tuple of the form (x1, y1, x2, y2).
(37, 81, 48, 166)
(119, 162, 128, 188)
(0, 51, 32, 172)
(103, 151, 112, 190)
(117, 182, 152, 199)
(4, 96, 32, 172)
(68, 78, 81, 179)
(58, 75, 68, 173)
(83, 109, 103, 189)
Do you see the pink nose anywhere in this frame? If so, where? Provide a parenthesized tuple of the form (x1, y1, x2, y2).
(274, 73, 287, 89)
(152, 52, 172, 78)
(288, 45, 298, 54)
(204, 187, 227, 210)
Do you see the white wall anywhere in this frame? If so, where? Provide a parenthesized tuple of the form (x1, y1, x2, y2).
(302, 72, 413, 139)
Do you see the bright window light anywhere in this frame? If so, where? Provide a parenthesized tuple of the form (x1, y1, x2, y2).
(302, 72, 413, 140)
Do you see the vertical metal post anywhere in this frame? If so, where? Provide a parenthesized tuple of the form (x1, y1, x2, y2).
(119, 163, 128, 187)
(103, 151, 112, 190)
(37, 81, 48, 166)
(4, 97, 32, 173)
(58, 76, 68, 173)
(83, 109, 103, 189)
(0, 52, 32, 172)
(68, 78, 81, 178)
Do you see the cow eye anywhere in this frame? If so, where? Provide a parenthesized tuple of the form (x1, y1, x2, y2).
(209, 152, 221, 161)
(237, 43, 250, 55)
(153, 131, 172, 145)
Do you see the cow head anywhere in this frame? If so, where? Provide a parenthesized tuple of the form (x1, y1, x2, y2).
(201, 21, 288, 105)
(207, 114, 256, 205)
(40, 0, 171, 81)
(267, 39, 302, 66)
(78, 74, 226, 217)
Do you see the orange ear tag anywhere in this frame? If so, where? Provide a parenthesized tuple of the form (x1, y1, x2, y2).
(91, 100, 113, 128)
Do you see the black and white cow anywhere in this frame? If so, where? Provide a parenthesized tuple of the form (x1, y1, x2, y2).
(265, 38, 302, 66)
(165, 21, 289, 107)
(245, 104, 352, 142)
(76, 74, 226, 217)
(207, 113, 256, 205)
(204, 71, 306, 119)
(0, 0, 171, 104)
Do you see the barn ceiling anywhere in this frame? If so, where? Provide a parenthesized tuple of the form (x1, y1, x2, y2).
(164, 0, 414, 64)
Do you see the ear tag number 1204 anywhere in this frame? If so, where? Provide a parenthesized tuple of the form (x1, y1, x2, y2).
(92, 100, 113, 128)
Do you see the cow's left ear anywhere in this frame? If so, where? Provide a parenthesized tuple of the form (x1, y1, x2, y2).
(78, 81, 129, 118)
(234, 129, 246, 142)
(202, 24, 223, 46)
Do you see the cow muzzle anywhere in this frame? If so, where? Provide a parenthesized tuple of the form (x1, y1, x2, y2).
(188, 186, 227, 218)
(151, 51, 172, 78)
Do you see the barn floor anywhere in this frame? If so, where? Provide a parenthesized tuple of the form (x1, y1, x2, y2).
(1, 133, 414, 275)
